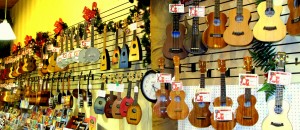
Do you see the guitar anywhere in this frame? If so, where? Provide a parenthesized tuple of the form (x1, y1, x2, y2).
(49, 76, 56, 109)
(22, 47, 36, 72)
(119, 72, 134, 117)
(163, 1, 188, 60)
(183, 0, 207, 54)
(94, 75, 108, 114)
(61, 73, 67, 105)
(40, 76, 50, 106)
(54, 74, 62, 105)
(153, 57, 170, 118)
(100, 25, 110, 71)
(253, 0, 286, 42)
(287, 0, 300, 35)
(104, 75, 117, 118)
(126, 72, 142, 125)
(262, 52, 292, 130)
(119, 20, 131, 69)
(202, 0, 227, 49)
(78, 74, 84, 108)
(64, 73, 73, 108)
(129, 13, 143, 62)
(223, 0, 253, 46)
(166, 56, 189, 120)
(41, 43, 49, 74)
(236, 56, 259, 126)
(111, 23, 121, 69)
(188, 60, 211, 127)
(87, 71, 93, 107)
(210, 59, 236, 130)
(85, 18, 100, 63)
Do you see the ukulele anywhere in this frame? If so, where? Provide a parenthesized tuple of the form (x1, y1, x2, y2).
(29, 78, 37, 105)
(85, 18, 100, 63)
(41, 43, 49, 74)
(163, 0, 188, 60)
(183, 0, 207, 54)
(78, 74, 84, 108)
(166, 56, 189, 120)
(111, 23, 121, 69)
(153, 57, 171, 118)
(47, 38, 66, 73)
(129, 13, 143, 62)
(236, 57, 259, 126)
(73, 24, 83, 63)
(119, 72, 134, 117)
(61, 73, 67, 105)
(262, 52, 292, 130)
(210, 59, 236, 130)
(100, 25, 110, 71)
(287, 0, 300, 35)
(126, 72, 142, 125)
(49, 76, 56, 109)
(54, 73, 62, 105)
(22, 47, 36, 72)
(104, 74, 117, 118)
(36, 77, 42, 106)
(94, 74, 108, 114)
(253, 0, 286, 42)
(64, 72, 73, 108)
(223, 0, 253, 46)
(119, 20, 131, 69)
(112, 74, 124, 119)
(188, 60, 211, 127)
(40, 76, 50, 106)
(87, 71, 93, 107)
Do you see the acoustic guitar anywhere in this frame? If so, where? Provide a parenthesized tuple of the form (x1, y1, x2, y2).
(163, 2, 188, 60)
(253, 0, 286, 42)
(41, 43, 49, 74)
(119, 72, 134, 117)
(223, 0, 253, 46)
(129, 13, 143, 62)
(166, 56, 189, 120)
(119, 20, 131, 69)
(183, 0, 207, 54)
(153, 57, 170, 118)
(111, 23, 121, 69)
(104, 75, 117, 118)
(262, 52, 292, 130)
(287, 0, 300, 35)
(64, 73, 73, 108)
(40, 76, 50, 106)
(236, 57, 259, 126)
(202, 0, 227, 49)
(188, 60, 211, 127)
(22, 47, 36, 72)
(210, 59, 236, 130)
(100, 25, 110, 71)
(94, 75, 108, 114)
(126, 72, 142, 125)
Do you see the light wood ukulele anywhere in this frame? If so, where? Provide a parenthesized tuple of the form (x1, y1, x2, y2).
(188, 60, 211, 127)
(253, 0, 286, 42)
(129, 13, 143, 61)
(112, 74, 124, 119)
(166, 56, 189, 120)
(235, 56, 259, 126)
(210, 59, 236, 130)
(286, 0, 300, 35)
(100, 25, 110, 71)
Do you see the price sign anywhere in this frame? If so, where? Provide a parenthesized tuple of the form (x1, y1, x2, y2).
(238, 74, 258, 88)
(267, 71, 292, 85)
(213, 107, 233, 121)
(169, 4, 185, 13)
(107, 84, 115, 91)
(81, 40, 91, 48)
(171, 81, 183, 91)
(134, 86, 139, 92)
(194, 88, 211, 102)
(156, 73, 172, 83)
(52, 47, 60, 53)
(47, 44, 54, 51)
(98, 90, 106, 97)
(189, 6, 205, 17)
(115, 84, 124, 92)
(129, 23, 137, 31)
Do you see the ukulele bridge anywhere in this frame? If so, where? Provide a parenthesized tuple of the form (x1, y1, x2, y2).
(263, 26, 277, 31)
(271, 122, 284, 127)
(210, 34, 223, 38)
(242, 116, 252, 119)
(292, 17, 300, 23)
(232, 32, 244, 36)
(130, 118, 137, 121)
(196, 117, 207, 119)
(174, 108, 182, 112)
(169, 48, 183, 53)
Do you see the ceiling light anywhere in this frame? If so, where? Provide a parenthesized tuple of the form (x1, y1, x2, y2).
(0, 0, 16, 40)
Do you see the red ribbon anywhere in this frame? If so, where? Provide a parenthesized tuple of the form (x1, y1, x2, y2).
(82, 2, 99, 22)
(54, 18, 64, 35)
(24, 35, 33, 46)
(12, 44, 18, 53)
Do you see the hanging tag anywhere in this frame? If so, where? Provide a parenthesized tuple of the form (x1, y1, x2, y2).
(238, 74, 259, 88)
(267, 71, 292, 86)
(189, 6, 205, 17)
(115, 84, 124, 92)
(107, 84, 115, 91)
(156, 73, 172, 83)
(213, 107, 233, 121)
(194, 88, 211, 102)
(62, 52, 68, 59)
(129, 23, 137, 31)
(89, 84, 92, 89)
(98, 90, 106, 98)
(171, 81, 183, 91)
(169, 4, 184, 13)
(52, 47, 60, 53)
(38, 63, 43, 69)
(134, 86, 139, 92)
(81, 40, 91, 48)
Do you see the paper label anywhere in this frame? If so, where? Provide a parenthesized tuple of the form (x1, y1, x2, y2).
(134, 86, 139, 92)
(129, 23, 137, 31)
(107, 84, 115, 91)
(38, 63, 43, 69)
(157, 73, 172, 83)
(98, 90, 106, 97)
(81, 40, 91, 48)
(169, 4, 185, 13)
(67, 52, 73, 58)
(47, 44, 54, 51)
(189, 6, 205, 17)
(267, 71, 292, 86)
(213, 107, 232, 121)
(115, 84, 124, 92)
(62, 52, 68, 59)
(52, 47, 60, 53)
(171, 81, 183, 91)
(194, 88, 211, 102)
(239, 74, 258, 88)
(74, 50, 81, 57)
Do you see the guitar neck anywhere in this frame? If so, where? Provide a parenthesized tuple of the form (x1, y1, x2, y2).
(133, 91, 138, 105)
(174, 64, 180, 81)
(214, 0, 221, 18)
(200, 73, 205, 88)
(91, 20, 95, 47)
(220, 73, 226, 104)
(110, 91, 114, 101)
(245, 71, 252, 102)
(275, 68, 284, 107)
(127, 81, 132, 98)
(103, 29, 107, 52)
(236, 0, 243, 15)
(173, 13, 180, 31)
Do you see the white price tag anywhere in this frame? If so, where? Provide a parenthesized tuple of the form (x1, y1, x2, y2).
(213, 107, 232, 121)
(62, 52, 68, 59)
(38, 63, 43, 69)
(171, 81, 183, 91)
(129, 23, 137, 31)
(134, 86, 138, 92)
(81, 40, 91, 48)
(194, 88, 211, 102)
(169, 4, 185, 13)
(189, 6, 205, 17)
(52, 47, 60, 53)
(267, 71, 292, 86)
(107, 84, 115, 91)
(156, 73, 172, 83)
(98, 90, 106, 97)
(238, 74, 258, 88)
(47, 44, 54, 51)
(115, 84, 124, 92)
(43, 54, 48, 59)
(67, 52, 73, 58)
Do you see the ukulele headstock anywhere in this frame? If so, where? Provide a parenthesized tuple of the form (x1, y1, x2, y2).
(275, 52, 287, 69)
(217, 59, 226, 73)
(173, 56, 180, 67)
(101, 74, 107, 83)
(116, 73, 124, 83)
(199, 60, 206, 73)
(134, 13, 139, 22)
(158, 57, 165, 70)
(243, 56, 253, 72)
(127, 72, 135, 82)
(135, 72, 143, 81)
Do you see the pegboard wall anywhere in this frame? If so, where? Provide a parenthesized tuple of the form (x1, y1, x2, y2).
(179, 84, 300, 130)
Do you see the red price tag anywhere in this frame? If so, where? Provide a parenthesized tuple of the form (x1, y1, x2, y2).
(81, 40, 91, 47)
(238, 74, 258, 88)
(169, 4, 184, 13)
(267, 71, 292, 85)
(194, 88, 210, 102)
(189, 6, 205, 17)
(171, 81, 183, 91)
(74, 50, 80, 57)
(214, 107, 232, 121)
(156, 73, 172, 83)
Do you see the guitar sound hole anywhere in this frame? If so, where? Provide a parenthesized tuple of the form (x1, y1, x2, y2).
(235, 15, 244, 22)
(132, 108, 137, 113)
(133, 44, 136, 48)
(265, 8, 275, 16)
(198, 102, 205, 108)
(213, 18, 221, 26)
(175, 96, 181, 102)
(98, 101, 102, 105)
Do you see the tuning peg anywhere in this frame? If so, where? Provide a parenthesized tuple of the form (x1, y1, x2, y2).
(295, 58, 298, 65)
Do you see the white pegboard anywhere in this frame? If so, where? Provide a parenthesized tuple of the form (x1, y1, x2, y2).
(179, 84, 300, 130)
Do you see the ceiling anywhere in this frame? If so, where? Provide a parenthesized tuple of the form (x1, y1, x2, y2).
(0, 0, 18, 9)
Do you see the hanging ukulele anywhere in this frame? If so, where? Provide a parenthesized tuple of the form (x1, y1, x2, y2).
(119, 19, 131, 69)
(287, 0, 300, 35)
(129, 13, 143, 62)
(112, 74, 124, 119)
(64, 72, 73, 108)
(111, 23, 121, 69)
(94, 74, 108, 114)
(85, 18, 100, 63)
(86, 70, 93, 106)
(100, 25, 110, 71)
(119, 72, 134, 117)
(104, 74, 117, 118)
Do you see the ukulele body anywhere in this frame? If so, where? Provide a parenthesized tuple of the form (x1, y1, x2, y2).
(100, 49, 110, 71)
(94, 97, 106, 114)
(262, 99, 292, 130)
(188, 100, 211, 128)
(236, 94, 259, 126)
(202, 12, 227, 49)
(112, 98, 123, 119)
(210, 97, 236, 130)
(223, 8, 253, 46)
(163, 23, 188, 60)
(287, 0, 300, 35)
(47, 55, 67, 72)
(153, 89, 170, 118)
(166, 90, 189, 120)
(111, 47, 121, 69)
(253, 2, 286, 42)
(126, 104, 142, 125)
(104, 97, 116, 118)
(120, 97, 134, 117)
(119, 44, 131, 69)
(129, 36, 142, 61)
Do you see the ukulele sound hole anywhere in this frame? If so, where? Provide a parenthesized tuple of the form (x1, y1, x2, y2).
(160, 95, 167, 102)
(274, 105, 283, 114)
(117, 104, 120, 108)
(125, 102, 130, 106)
(292, 17, 300, 23)
(133, 44, 136, 48)
(213, 18, 221, 26)
(98, 101, 103, 105)
(102, 56, 105, 59)
(235, 15, 244, 22)
(244, 101, 251, 107)
(174, 96, 181, 102)
(132, 108, 137, 113)
(172, 31, 181, 38)
(114, 53, 119, 57)
(122, 52, 125, 56)
(109, 104, 113, 108)
(198, 102, 205, 108)
(265, 8, 275, 17)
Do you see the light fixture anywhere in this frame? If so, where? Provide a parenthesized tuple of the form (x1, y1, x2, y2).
(0, 0, 16, 40)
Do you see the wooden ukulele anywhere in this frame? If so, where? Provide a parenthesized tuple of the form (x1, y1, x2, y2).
(188, 60, 211, 127)
(119, 20, 131, 69)
(223, 0, 253, 46)
(41, 43, 49, 74)
(153, 57, 170, 118)
(253, 0, 286, 42)
(22, 47, 36, 72)
(104, 75, 117, 118)
(126, 72, 142, 125)
(162, 0, 188, 60)
(262, 52, 292, 130)
(111, 23, 121, 69)
(210, 59, 236, 130)
(100, 25, 110, 71)
(235, 57, 259, 126)
(166, 56, 189, 120)
(64, 73, 73, 108)
(129, 13, 143, 62)
(202, 0, 227, 49)
(183, 0, 207, 54)
(287, 0, 300, 35)
(40, 76, 50, 106)
(112, 84, 123, 118)
(119, 72, 134, 117)
(94, 74, 108, 114)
